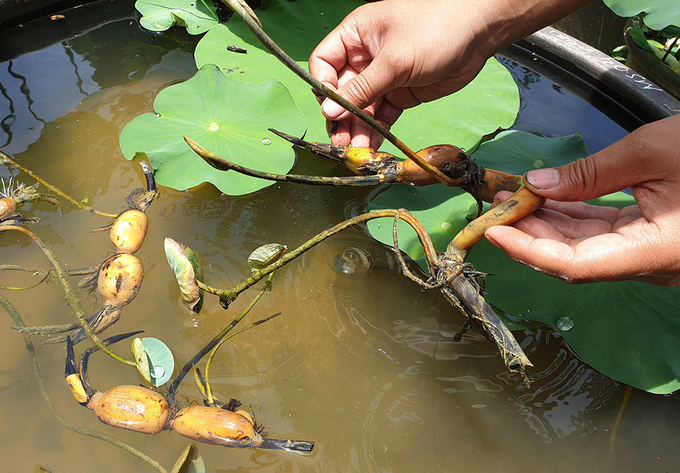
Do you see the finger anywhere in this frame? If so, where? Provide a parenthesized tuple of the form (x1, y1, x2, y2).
(540, 199, 621, 223)
(347, 116, 389, 149)
(524, 115, 680, 203)
(374, 98, 404, 132)
(328, 119, 351, 147)
(484, 224, 658, 283)
(494, 191, 624, 238)
(505, 212, 571, 241)
(309, 26, 346, 91)
(513, 208, 615, 240)
(309, 26, 355, 122)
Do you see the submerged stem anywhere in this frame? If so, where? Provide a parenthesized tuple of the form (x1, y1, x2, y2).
(4, 226, 135, 366)
(211, 209, 436, 306)
(204, 312, 280, 405)
(168, 274, 275, 404)
(608, 385, 633, 472)
(0, 294, 167, 473)
(0, 150, 118, 218)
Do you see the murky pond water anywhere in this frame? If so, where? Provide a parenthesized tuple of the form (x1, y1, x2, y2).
(2, 7, 680, 473)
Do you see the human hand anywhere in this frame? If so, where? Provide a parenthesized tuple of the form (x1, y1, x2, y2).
(484, 114, 680, 286)
(309, 0, 590, 148)
(309, 0, 495, 148)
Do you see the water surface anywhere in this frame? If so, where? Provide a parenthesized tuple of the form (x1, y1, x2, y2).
(1, 12, 679, 473)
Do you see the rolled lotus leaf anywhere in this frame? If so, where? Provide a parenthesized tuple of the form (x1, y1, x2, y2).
(164, 237, 204, 312)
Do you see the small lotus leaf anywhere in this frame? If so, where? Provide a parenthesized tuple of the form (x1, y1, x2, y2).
(661, 25, 680, 37)
(629, 26, 654, 52)
(133, 337, 175, 387)
(135, 0, 219, 35)
(164, 237, 204, 312)
(119, 64, 306, 195)
(247, 243, 287, 270)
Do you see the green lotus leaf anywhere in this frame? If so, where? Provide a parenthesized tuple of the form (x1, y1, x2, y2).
(135, 0, 219, 35)
(604, 0, 680, 30)
(383, 57, 519, 156)
(629, 26, 655, 52)
(470, 237, 680, 395)
(119, 64, 306, 194)
(470, 130, 590, 174)
(194, 0, 519, 149)
(133, 337, 175, 387)
(661, 25, 680, 37)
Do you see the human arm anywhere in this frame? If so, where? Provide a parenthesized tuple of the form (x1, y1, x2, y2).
(309, 0, 592, 148)
(484, 114, 680, 286)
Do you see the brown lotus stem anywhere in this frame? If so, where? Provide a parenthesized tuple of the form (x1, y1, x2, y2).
(447, 186, 545, 261)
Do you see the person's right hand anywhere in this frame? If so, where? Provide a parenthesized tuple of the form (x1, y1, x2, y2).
(309, 0, 590, 148)
(484, 114, 680, 286)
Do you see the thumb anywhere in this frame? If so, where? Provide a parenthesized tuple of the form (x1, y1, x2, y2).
(522, 147, 634, 202)
(524, 117, 679, 202)
(321, 58, 398, 121)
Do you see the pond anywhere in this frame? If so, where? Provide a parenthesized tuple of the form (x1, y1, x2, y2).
(1, 3, 680, 473)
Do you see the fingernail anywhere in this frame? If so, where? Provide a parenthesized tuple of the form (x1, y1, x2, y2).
(321, 99, 346, 119)
(526, 168, 558, 189)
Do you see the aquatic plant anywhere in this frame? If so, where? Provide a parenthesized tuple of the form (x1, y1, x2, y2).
(124, 0, 680, 394)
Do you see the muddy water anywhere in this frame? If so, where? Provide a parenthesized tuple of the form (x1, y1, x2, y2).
(1, 15, 680, 473)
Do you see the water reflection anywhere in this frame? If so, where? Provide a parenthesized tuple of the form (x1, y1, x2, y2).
(498, 55, 628, 153)
(0, 20, 196, 155)
(0, 46, 98, 153)
(517, 329, 620, 441)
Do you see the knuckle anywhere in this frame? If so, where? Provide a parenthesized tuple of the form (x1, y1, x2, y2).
(341, 75, 376, 108)
(555, 157, 600, 201)
(563, 158, 593, 191)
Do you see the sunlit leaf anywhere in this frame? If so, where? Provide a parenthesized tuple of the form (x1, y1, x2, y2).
(470, 130, 589, 174)
(170, 443, 205, 473)
(135, 0, 219, 35)
(164, 237, 204, 312)
(247, 243, 287, 270)
(604, 0, 680, 30)
(629, 26, 654, 51)
(133, 337, 175, 386)
(193, 0, 519, 150)
(119, 64, 306, 195)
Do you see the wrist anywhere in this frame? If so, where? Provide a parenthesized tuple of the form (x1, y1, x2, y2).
(472, 0, 593, 57)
